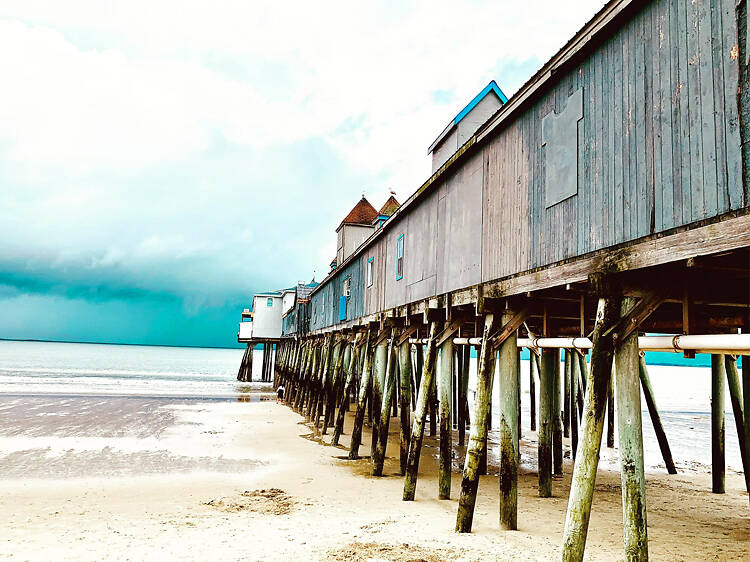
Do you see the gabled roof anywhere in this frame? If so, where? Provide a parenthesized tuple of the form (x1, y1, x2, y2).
(377, 195, 400, 217)
(427, 80, 508, 154)
(338, 197, 378, 229)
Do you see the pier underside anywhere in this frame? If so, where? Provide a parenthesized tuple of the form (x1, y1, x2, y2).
(271, 232, 749, 560)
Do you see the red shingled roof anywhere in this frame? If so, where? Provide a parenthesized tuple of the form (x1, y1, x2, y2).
(339, 197, 378, 228)
(378, 195, 400, 217)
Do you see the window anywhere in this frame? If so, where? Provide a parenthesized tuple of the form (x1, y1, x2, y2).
(366, 257, 374, 287)
(266, 298, 273, 307)
(342, 277, 351, 298)
(396, 234, 404, 280)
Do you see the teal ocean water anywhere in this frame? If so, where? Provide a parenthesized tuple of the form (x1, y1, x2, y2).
(0, 340, 256, 398)
(0, 340, 744, 476)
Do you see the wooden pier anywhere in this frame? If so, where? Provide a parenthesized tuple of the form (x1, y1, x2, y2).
(244, 0, 750, 558)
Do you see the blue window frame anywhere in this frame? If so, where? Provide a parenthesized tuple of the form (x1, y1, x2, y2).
(395, 234, 404, 280)
(366, 257, 374, 287)
(266, 298, 273, 307)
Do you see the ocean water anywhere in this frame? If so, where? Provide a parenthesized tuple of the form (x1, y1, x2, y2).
(0, 340, 266, 398)
(0, 340, 270, 479)
(0, 340, 744, 477)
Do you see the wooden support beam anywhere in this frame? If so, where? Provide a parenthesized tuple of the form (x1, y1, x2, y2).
(529, 350, 537, 432)
(323, 341, 344, 435)
(332, 343, 359, 446)
(458, 345, 469, 447)
(604, 288, 668, 346)
(429, 371, 438, 437)
(552, 349, 563, 477)
(606, 371, 615, 449)
(570, 350, 579, 460)
(539, 348, 555, 496)
(398, 341, 412, 476)
(397, 325, 419, 346)
(370, 339, 387, 452)
(403, 321, 439, 501)
(436, 319, 462, 347)
(564, 349, 571, 439)
(743, 355, 750, 507)
(348, 332, 373, 460)
(456, 314, 495, 532)
(561, 294, 619, 562)
(712, 354, 726, 494)
(498, 310, 519, 530)
(614, 297, 648, 560)
(639, 355, 676, 474)
(373, 334, 398, 476)
(490, 307, 530, 349)
(725, 356, 749, 493)
(438, 335, 454, 499)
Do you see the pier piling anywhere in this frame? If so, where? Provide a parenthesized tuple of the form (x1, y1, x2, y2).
(403, 321, 439, 501)
(711, 354, 726, 494)
(614, 297, 648, 561)
(456, 314, 495, 532)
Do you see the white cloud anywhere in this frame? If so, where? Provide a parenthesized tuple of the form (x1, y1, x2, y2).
(0, 0, 607, 309)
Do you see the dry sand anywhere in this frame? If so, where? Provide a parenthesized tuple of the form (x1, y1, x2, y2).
(1, 398, 749, 561)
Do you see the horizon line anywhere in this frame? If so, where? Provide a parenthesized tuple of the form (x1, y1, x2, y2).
(0, 337, 242, 351)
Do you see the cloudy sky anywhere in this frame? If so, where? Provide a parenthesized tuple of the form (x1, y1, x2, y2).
(0, 0, 605, 348)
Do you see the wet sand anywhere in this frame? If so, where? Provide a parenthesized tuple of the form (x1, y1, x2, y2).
(1, 397, 749, 560)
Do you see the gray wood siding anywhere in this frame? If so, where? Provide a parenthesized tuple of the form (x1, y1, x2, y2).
(307, 0, 745, 332)
(438, 150, 484, 293)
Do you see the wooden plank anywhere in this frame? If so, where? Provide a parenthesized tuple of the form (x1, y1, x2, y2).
(653, 1, 665, 233)
(635, 10, 649, 237)
(613, 30, 625, 244)
(687, 0, 705, 222)
(622, 19, 633, 242)
(669, 0, 684, 227)
(711, 0, 730, 215)
(720, 0, 744, 211)
(698, 0, 719, 219)
(677, 0, 693, 225)
(482, 212, 750, 298)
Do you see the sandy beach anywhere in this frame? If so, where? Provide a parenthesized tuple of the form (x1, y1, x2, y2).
(2, 394, 749, 561)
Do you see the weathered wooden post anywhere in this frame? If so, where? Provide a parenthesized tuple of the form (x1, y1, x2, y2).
(607, 371, 615, 448)
(429, 373, 438, 437)
(398, 340, 412, 476)
(314, 337, 334, 428)
(743, 355, 750, 506)
(538, 348, 555, 497)
(462, 345, 470, 435)
(712, 353, 726, 494)
(552, 349, 563, 476)
(725, 355, 749, 493)
(564, 349, 571, 438)
(458, 346, 468, 447)
(639, 355, 676, 474)
(323, 340, 345, 434)
(455, 314, 495, 532)
(498, 312, 519, 530)
(438, 336, 454, 499)
(403, 321, 439, 501)
(373, 333, 398, 476)
(371, 338, 387, 453)
(614, 297, 648, 561)
(561, 294, 619, 562)
(237, 346, 249, 382)
(332, 341, 359, 446)
(530, 351, 538, 431)
(348, 333, 373, 460)
(570, 350, 579, 459)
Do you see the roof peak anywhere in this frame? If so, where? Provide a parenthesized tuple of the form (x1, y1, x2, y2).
(428, 79, 508, 155)
(377, 195, 400, 217)
(338, 196, 378, 228)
